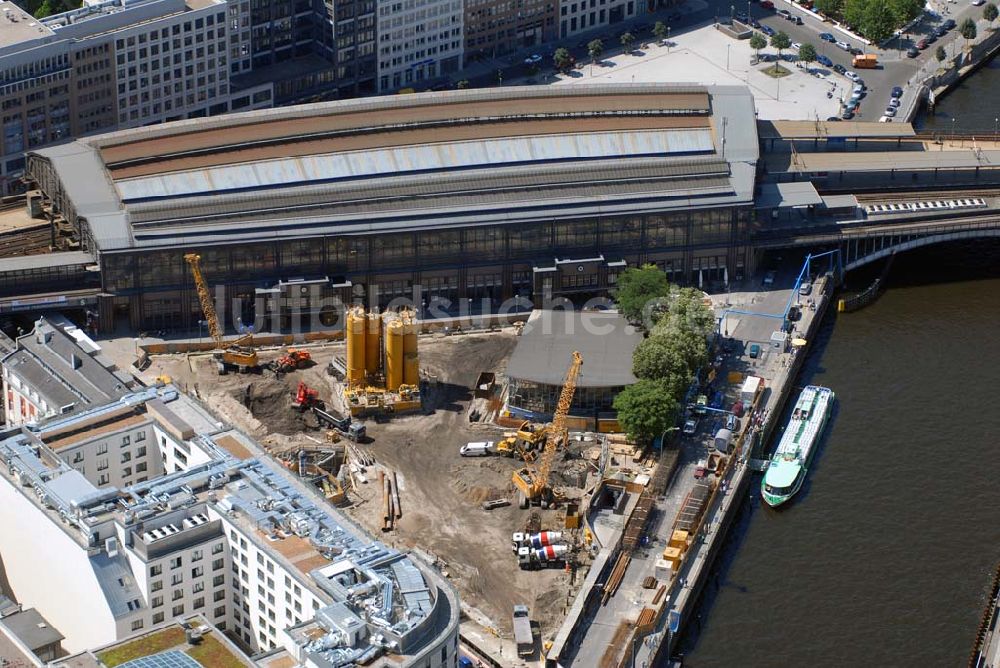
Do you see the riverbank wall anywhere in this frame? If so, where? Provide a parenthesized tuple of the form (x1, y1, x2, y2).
(639, 274, 835, 663)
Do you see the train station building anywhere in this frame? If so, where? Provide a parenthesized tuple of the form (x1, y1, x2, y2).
(12, 84, 759, 332)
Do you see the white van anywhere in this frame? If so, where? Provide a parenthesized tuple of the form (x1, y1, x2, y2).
(460, 441, 494, 457)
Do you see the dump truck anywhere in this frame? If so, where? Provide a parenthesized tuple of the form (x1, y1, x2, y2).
(512, 605, 534, 657)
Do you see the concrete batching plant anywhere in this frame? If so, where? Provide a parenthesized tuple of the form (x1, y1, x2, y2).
(344, 306, 421, 415)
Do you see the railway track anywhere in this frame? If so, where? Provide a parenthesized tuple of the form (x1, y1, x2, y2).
(853, 188, 1000, 203)
(0, 224, 52, 258)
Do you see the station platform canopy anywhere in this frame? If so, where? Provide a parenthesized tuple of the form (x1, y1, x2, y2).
(754, 181, 823, 209)
(758, 120, 916, 140)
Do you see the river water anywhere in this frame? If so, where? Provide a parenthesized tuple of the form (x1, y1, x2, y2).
(680, 241, 1000, 667)
(918, 56, 1000, 134)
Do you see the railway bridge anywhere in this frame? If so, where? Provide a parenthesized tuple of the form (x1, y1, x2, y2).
(754, 213, 1000, 271)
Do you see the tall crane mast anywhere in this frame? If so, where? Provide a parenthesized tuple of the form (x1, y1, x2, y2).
(184, 254, 223, 347)
(184, 253, 258, 373)
(512, 351, 582, 508)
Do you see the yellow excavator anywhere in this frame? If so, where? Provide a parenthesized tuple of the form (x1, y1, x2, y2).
(185, 253, 259, 374)
(495, 420, 547, 462)
(512, 351, 582, 509)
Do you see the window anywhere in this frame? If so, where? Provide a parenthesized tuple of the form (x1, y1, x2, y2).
(213, 575, 224, 587)
(122, 435, 130, 446)
(193, 582, 205, 593)
(213, 558, 224, 571)
(192, 549, 203, 562)
(150, 565, 162, 576)
(214, 589, 225, 602)
(172, 605, 184, 617)
(214, 605, 226, 618)
(212, 542, 224, 555)
(121, 452, 131, 463)
(151, 580, 162, 592)
(171, 574, 182, 586)
(136, 445, 147, 457)
(96, 443, 108, 455)
(153, 612, 164, 624)
(136, 431, 146, 442)
(169, 556, 182, 569)
(172, 589, 183, 601)
(98, 473, 109, 486)
(152, 596, 163, 608)
(191, 566, 204, 578)
(193, 597, 205, 610)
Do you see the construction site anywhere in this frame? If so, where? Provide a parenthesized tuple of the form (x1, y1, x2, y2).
(129, 311, 675, 653)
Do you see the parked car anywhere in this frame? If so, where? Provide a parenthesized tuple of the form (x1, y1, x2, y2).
(934, 26, 948, 38)
(849, 46, 863, 55)
(907, 46, 920, 57)
(888, 98, 901, 108)
(791, 42, 802, 50)
(461, 441, 494, 456)
(845, 70, 860, 81)
(836, 40, 851, 51)
(853, 84, 866, 97)
(761, 23, 776, 35)
(884, 106, 897, 117)
(799, 281, 812, 295)
(760, 0, 774, 8)
(879, 115, 894, 123)
(944, 18, 957, 29)
(826, 116, 842, 121)
(817, 54, 833, 66)
(926, 33, 937, 44)
(842, 109, 856, 120)
(973, 0, 985, 6)
(726, 413, 740, 431)
(524, 54, 542, 64)
(777, 8, 791, 18)
(683, 418, 699, 435)
(748, 343, 762, 359)
(833, 63, 847, 74)
(793, 15, 803, 24)
(891, 86, 904, 98)
(819, 32, 835, 42)
(763, 270, 777, 286)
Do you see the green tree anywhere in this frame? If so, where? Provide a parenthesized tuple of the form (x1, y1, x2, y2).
(936, 45, 946, 62)
(960, 17, 977, 47)
(34, 0, 54, 17)
(613, 379, 682, 443)
(888, 0, 923, 24)
(814, 0, 844, 18)
(553, 47, 574, 72)
(860, 0, 896, 43)
(657, 287, 716, 341)
(620, 31, 636, 53)
(638, 327, 708, 379)
(798, 43, 817, 64)
(843, 0, 865, 28)
(653, 21, 668, 42)
(614, 265, 671, 324)
(588, 38, 605, 62)
(770, 31, 792, 60)
(984, 2, 998, 26)
(749, 32, 768, 60)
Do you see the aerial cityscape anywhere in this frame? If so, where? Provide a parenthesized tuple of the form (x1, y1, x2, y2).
(0, 0, 997, 665)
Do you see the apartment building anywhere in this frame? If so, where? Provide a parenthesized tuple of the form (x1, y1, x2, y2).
(0, 385, 459, 665)
(376, 0, 463, 92)
(463, 0, 556, 61)
(1, 316, 132, 426)
(558, 0, 638, 38)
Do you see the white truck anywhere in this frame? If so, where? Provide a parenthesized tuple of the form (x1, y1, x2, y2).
(512, 604, 534, 658)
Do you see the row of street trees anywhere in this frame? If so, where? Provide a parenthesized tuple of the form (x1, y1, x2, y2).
(814, 0, 922, 42)
(612, 266, 716, 443)
(552, 21, 674, 73)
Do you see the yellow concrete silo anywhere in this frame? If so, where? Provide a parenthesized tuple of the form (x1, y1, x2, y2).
(385, 317, 404, 391)
(346, 306, 367, 387)
(365, 311, 382, 378)
(402, 310, 419, 386)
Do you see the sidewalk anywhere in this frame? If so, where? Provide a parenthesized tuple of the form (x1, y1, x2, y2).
(553, 21, 843, 120)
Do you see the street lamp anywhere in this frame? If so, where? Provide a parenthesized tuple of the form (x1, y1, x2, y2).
(994, 116, 998, 139)
(951, 117, 956, 140)
(498, 69, 503, 86)
(727, 43, 731, 71)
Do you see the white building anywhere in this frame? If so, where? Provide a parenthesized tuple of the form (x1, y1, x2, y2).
(0, 385, 459, 665)
(1, 317, 132, 426)
(376, 0, 464, 92)
(558, 0, 638, 39)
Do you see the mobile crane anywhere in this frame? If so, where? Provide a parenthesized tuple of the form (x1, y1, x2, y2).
(512, 351, 582, 509)
(184, 253, 259, 374)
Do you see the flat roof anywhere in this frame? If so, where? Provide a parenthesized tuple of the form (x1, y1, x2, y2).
(771, 148, 1000, 173)
(506, 310, 641, 387)
(754, 181, 822, 209)
(758, 120, 917, 140)
(0, 608, 64, 650)
(0, 1, 55, 49)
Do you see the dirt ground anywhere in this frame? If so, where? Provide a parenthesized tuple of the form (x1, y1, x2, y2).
(142, 331, 591, 640)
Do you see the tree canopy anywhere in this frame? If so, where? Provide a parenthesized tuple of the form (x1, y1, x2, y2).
(749, 32, 767, 54)
(620, 31, 636, 51)
(613, 379, 681, 443)
(614, 265, 671, 325)
(961, 17, 978, 41)
(14, 0, 79, 17)
(553, 47, 574, 72)
(770, 31, 792, 54)
(985, 3, 998, 24)
(833, 0, 921, 40)
(936, 45, 946, 62)
(798, 43, 817, 63)
(588, 39, 605, 61)
(653, 21, 668, 41)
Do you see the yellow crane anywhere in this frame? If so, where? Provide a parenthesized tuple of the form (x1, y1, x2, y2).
(512, 351, 582, 509)
(184, 253, 259, 374)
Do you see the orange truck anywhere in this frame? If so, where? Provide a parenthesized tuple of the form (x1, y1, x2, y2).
(853, 54, 878, 68)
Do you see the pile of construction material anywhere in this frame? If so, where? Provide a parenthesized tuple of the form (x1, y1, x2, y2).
(379, 469, 403, 532)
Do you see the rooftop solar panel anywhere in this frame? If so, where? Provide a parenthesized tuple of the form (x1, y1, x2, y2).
(119, 650, 203, 668)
